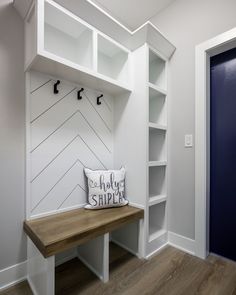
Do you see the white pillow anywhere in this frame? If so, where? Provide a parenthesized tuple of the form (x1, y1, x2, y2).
(84, 167, 128, 209)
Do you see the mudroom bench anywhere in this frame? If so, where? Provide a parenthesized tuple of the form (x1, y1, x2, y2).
(24, 205, 144, 295)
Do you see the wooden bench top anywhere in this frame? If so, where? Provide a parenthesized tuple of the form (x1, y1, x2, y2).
(24, 205, 144, 258)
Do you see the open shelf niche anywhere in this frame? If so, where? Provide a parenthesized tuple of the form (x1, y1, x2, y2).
(44, 1, 93, 69)
(149, 128, 166, 162)
(97, 34, 129, 84)
(149, 84, 167, 128)
(149, 202, 167, 242)
(149, 49, 166, 90)
(149, 166, 166, 201)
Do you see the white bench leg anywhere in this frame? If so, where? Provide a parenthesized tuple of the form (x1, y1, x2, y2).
(77, 233, 109, 283)
(27, 238, 55, 295)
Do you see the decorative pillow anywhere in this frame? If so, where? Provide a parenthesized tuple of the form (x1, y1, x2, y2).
(84, 167, 128, 209)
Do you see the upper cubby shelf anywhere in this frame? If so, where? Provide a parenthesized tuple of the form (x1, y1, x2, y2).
(25, 0, 132, 96)
(149, 49, 167, 91)
(97, 35, 129, 84)
(44, 1, 93, 69)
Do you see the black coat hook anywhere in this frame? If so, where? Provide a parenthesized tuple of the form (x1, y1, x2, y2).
(97, 94, 103, 105)
(77, 88, 84, 100)
(54, 80, 60, 94)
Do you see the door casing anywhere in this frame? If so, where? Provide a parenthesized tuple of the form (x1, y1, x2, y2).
(195, 27, 236, 259)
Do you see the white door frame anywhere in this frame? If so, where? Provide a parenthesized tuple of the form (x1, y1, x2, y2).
(195, 27, 236, 259)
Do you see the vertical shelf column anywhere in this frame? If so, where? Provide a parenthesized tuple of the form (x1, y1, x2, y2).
(147, 47, 168, 257)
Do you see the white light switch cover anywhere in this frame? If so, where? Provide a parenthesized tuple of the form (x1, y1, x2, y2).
(185, 134, 193, 147)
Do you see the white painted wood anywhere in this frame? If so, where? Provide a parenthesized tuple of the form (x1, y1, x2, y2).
(149, 48, 166, 90)
(168, 231, 195, 256)
(44, 1, 93, 69)
(148, 194, 167, 206)
(26, 73, 32, 219)
(27, 238, 55, 295)
(27, 71, 113, 218)
(149, 123, 167, 131)
(30, 79, 74, 123)
(19, 0, 175, 274)
(149, 87, 167, 126)
(30, 53, 132, 96)
(111, 222, 139, 257)
(148, 202, 167, 241)
(19, 0, 175, 97)
(138, 219, 145, 258)
(149, 129, 166, 162)
(22, 0, 133, 96)
(195, 27, 236, 259)
(146, 46, 169, 257)
(24, 1, 37, 69)
(148, 160, 167, 167)
(97, 34, 130, 83)
(77, 233, 109, 283)
(54, 0, 176, 57)
(149, 166, 166, 198)
(0, 261, 27, 291)
(146, 232, 168, 257)
(113, 44, 148, 208)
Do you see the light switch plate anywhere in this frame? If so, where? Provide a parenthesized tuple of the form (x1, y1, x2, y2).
(185, 134, 193, 147)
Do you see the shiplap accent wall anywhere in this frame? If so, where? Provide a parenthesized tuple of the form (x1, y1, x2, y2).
(28, 71, 113, 218)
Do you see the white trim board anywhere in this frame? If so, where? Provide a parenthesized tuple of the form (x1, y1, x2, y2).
(0, 261, 27, 291)
(195, 27, 236, 259)
(168, 232, 195, 256)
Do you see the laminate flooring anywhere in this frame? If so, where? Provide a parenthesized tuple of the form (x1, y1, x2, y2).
(1, 244, 236, 295)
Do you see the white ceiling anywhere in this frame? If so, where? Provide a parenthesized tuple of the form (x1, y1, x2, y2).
(88, 0, 177, 31)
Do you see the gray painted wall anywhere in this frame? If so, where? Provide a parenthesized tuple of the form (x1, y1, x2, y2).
(0, 0, 26, 270)
(151, 0, 236, 239)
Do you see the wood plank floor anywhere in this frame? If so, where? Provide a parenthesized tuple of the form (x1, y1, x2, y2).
(1, 244, 236, 295)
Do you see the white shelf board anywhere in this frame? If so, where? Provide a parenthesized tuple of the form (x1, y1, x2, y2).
(149, 122, 167, 131)
(149, 229, 167, 243)
(149, 82, 167, 96)
(28, 51, 132, 96)
(148, 161, 167, 167)
(149, 195, 167, 206)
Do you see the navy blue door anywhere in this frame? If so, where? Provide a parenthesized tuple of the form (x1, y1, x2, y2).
(210, 47, 236, 261)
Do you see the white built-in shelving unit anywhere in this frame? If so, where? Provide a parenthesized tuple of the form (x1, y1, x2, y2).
(147, 47, 168, 256)
(25, 0, 132, 95)
(14, 0, 175, 292)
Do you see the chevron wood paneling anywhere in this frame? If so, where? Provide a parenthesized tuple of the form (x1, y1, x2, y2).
(28, 71, 114, 217)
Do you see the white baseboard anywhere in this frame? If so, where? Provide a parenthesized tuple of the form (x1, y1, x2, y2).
(168, 231, 195, 255)
(0, 261, 27, 291)
(146, 242, 169, 259)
